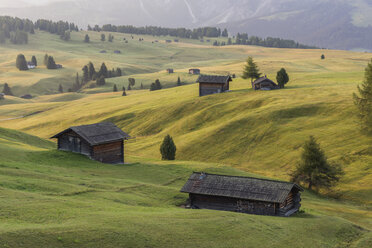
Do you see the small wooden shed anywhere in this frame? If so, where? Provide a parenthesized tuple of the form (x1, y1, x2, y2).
(181, 172, 303, 217)
(51, 122, 130, 164)
(189, 69, 201, 75)
(197, 75, 232, 96)
(252, 76, 279, 90)
(166, 68, 174, 74)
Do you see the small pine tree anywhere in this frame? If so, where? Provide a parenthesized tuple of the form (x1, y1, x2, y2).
(353, 59, 372, 135)
(177, 76, 181, 86)
(155, 79, 162, 90)
(84, 34, 90, 43)
(160, 135, 176, 160)
(46, 56, 57, 69)
(321, 54, 325, 60)
(276, 68, 289, 88)
(82, 65, 89, 83)
(108, 34, 114, 42)
(88, 62, 96, 80)
(113, 84, 118, 92)
(122, 86, 126, 96)
(291, 136, 343, 190)
(99, 63, 108, 78)
(242, 57, 261, 84)
(31, 56, 37, 67)
(16, 54, 28, 71)
(2, 83, 13, 96)
(58, 84, 63, 93)
(101, 33, 105, 41)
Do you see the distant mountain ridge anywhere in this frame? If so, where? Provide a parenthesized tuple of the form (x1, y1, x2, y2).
(1, 0, 372, 50)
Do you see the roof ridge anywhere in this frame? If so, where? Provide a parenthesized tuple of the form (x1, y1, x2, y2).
(192, 172, 296, 186)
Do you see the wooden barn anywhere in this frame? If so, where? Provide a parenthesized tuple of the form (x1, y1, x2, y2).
(166, 68, 174, 74)
(197, 75, 232, 97)
(51, 122, 130, 164)
(189, 68, 201, 75)
(181, 172, 303, 217)
(252, 76, 279, 90)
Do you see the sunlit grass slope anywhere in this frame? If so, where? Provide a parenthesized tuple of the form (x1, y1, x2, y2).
(0, 31, 242, 96)
(0, 127, 371, 248)
(1, 44, 371, 204)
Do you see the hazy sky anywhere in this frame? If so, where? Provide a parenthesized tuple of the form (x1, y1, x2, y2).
(0, 0, 66, 8)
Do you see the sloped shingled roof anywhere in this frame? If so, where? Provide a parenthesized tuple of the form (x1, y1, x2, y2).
(52, 122, 130, 146)
(197, 75, 232, 84)
(181, 172, 303, 203)
(253, 76, 276, 85)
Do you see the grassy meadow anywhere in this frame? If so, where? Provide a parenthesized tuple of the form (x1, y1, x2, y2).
(0, 30, 371, 247)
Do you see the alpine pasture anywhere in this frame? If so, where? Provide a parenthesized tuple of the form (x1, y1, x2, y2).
(0, 30, 371, 247)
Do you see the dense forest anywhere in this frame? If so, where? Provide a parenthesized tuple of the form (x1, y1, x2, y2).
(0, 16, 79, 44)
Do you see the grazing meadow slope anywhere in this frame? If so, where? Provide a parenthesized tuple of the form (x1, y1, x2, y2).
(0, 127, 371, 248)
(0, 30, 371, 247)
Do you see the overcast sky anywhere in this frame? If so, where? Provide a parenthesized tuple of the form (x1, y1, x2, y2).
(0, 0, 67, 8)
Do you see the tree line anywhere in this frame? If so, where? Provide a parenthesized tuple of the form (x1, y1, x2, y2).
(0, 16, 79, 44)
(88, 24, 227, 40)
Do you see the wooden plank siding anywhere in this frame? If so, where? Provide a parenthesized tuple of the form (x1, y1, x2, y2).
(92, 140, 124, 164)
(199, 82, 229, 97)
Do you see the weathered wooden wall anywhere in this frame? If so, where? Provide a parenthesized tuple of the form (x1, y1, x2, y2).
(92, 140, 123, 164)
(199, 83, 227, 96)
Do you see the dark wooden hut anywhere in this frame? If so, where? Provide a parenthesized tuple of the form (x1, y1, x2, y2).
(51, 122, 130, 164)
(166, 68, 174, 74)
(197, 75, 232, 97)
(252, 76, 279, 90)
(181, 172, 303, 217)
(189, 68, 201, 75)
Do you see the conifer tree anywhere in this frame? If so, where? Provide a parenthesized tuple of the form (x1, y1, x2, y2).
(58, 84, 63, 93)
(354, 59, 372, 135)
(321, 54, 325, 60)
(99, 63, 108, 78)
(291, 136, 343, 190)
(155, 79, 162, 90)
(82, 65, 89, 83)
(113, 84, 118, 92)
(88, 62, 96, 80)
(116, 68, 122, 77)
(30, 56, 37, 66)
(16, 54, 28, 71)
(101, 33, 105, 41)
(177, 76, 181, 86)
(160, 135, 176, 160)
(122, 86, 126, 96)
(46, 56, 57, 69)
(84, 34, 90, 43)
(140, 83, 144, 89)
(2, 83, 13, 96)
(276, 68, 289, 88)
(242, 57, 261, 83)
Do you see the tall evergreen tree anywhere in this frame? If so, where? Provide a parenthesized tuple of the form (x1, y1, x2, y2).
(46, 56, 57, 69)
(354, 59, 372, 135)
(221, 28, 228, 37)
(177, 76, 181, 86)
(99, 63, 108, 78)
(160, 135, 176, 160)
(276, 68, 289, 88)
(116, 68, 122, 77)
(122, 86, 126, 96)
(155, 79, 162, 90)
(82, 65, 89, 83)
(84, 34, 90, 43)
(31, 55, 37, 66)
(58, 84, 63, 93)
(88, 62, 96, 80)
(16, 54, 28, 71)
(113, 84, 118, 92)
(242, 57, 261, 84)
(291, 136, 343, 190)
(2, 83, 13, 96)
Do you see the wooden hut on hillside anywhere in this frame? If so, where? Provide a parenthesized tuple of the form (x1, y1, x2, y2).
(197, 75, 232, 96)
(52, 122, 130, 164)
(166, 68, 174, 74)
(189, 68, 201, 75)
(181, 172, 303, 217)
(252, 76, 279, 90)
